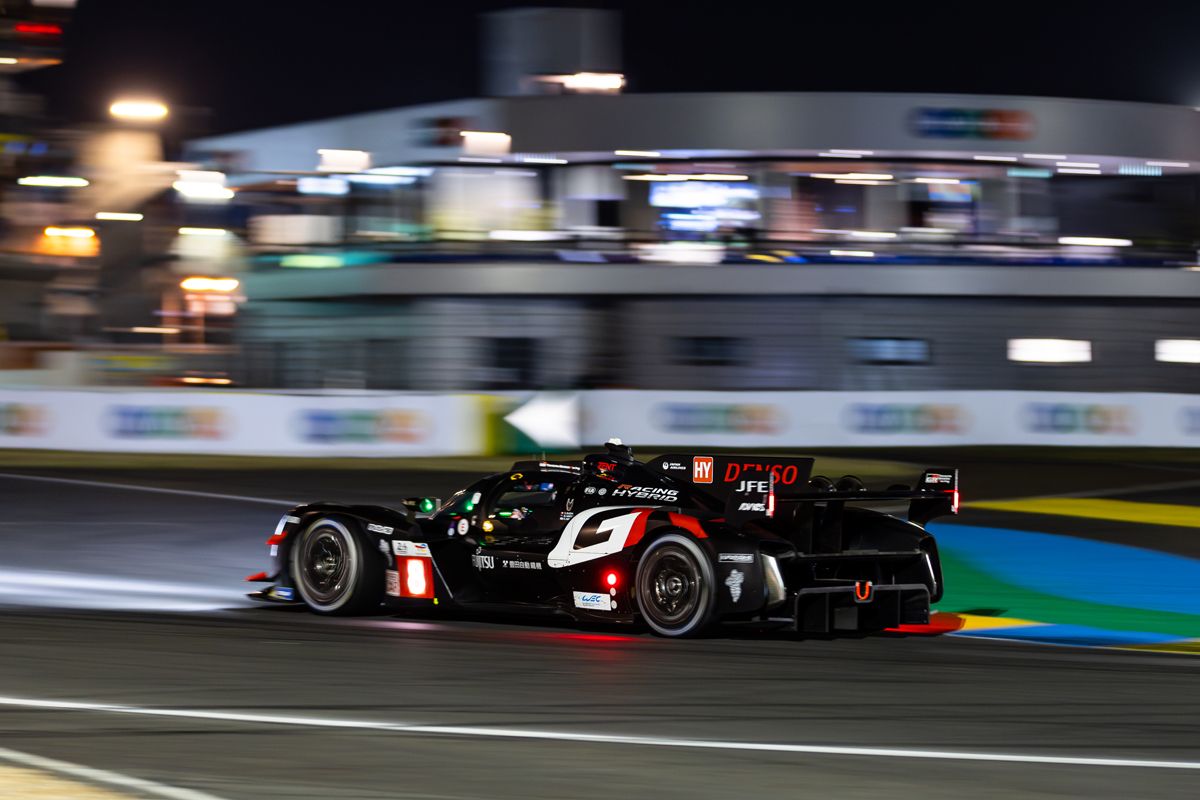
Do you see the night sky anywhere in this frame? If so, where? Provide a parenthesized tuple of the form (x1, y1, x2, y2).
(18, 0, 1200, 135)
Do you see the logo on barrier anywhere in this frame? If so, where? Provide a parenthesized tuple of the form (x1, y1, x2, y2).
(1022, 403, 1133, 435)
(1181, 408, 1200, 435)
(298, 409, 429, 443)
(0, 403, 47, 437)
(654, 404, 782, 434)
(108, 406, 227, 439)
(845, 404, 965, 434)
(909, 107, 1034, 140)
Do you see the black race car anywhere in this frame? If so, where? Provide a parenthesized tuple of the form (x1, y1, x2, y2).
(247, 440, 957, 637)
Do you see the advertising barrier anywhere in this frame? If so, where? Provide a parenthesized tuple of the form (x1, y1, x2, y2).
(0, 390, 483, 457)
(4, 388, 1200, 456)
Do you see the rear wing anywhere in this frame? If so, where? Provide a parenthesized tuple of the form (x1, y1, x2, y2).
(724, 467, 959, 526)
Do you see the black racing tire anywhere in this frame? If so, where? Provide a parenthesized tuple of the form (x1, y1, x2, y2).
(291, 517, 383, 615)
(635, 533, 717, 638)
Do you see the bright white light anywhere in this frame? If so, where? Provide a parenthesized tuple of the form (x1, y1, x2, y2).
(95, 212, 144, 221)
(1023, 153, 1068, 160)
(623, 173, 747, 182)
(1057, 168, 1102, 175)
(522, 156, 568, 164)
(1058, 236, 1132, 247)
(344, 174, 414, 185)
(173, 170, 234, 201)
(180, 276, 239, 292)
(178, 227, 228, 237)
(297, 176, 350, 195)
(488, 230, 566, 241)
(830, 249, 875, 258)
(973, 155, 1018, 162)
(18, 175, 88, 188)
(901, 226, 954, 234)
(44, 226, 95, 239)
(827, 149, 874, 155)
(317, 148, 370, 172)
(636, 242, 725, 264)
(912, 177, 961, 184)
(458, 156, 503, 163)
(810, 172, 894, 181)
(1008, 339, 1092, 363)
(818, 152, 863, 158)
(614, 150, 661, 157)
(460, 131, 512, 156)
(0, 58, 17, 65)
(623, 174, 685, 181)
(368, 166, 434, 177)
(849, 230, 897, 240)
(834, 179, 891, 185)
(1156, 340, 1200, 363)
(130, 326, 180, 334)
(109, 99, 169, 121)
(559, 72, 625, 92)
(405, 559, 427, 595)
(688, 173, 749, 181)
(1147, 161, 1189, 168)
(1056, 162, 1100, 168)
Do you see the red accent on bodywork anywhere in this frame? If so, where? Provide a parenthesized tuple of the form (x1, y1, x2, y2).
(267, 532, 287, 546)
(620, 509, 655, 548)
(16, 23, 62, 35)
(245, 571, 268, 582)
(667, 512, 708, 539)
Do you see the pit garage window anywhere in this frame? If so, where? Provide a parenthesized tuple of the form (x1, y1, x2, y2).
(847, 337, 931, 365)
(671, 336, 745, 367)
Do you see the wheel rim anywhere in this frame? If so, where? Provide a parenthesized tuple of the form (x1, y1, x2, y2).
(639, 545, 702, 629)
(299, 525, 356, 606)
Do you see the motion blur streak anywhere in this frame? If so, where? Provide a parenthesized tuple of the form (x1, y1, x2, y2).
(0, 696, 1197, 771)
(0, 570, 235, 612)
(0, 472, 294, 506)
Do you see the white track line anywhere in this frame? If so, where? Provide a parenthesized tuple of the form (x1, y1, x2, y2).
(0, 745, 229, 800)
(0, 472, 292, 507)
(0, 696, 1196, 771)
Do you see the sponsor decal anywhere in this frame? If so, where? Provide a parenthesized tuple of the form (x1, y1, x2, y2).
(611, 484, 679, 502)
(721, 462, 803, 486)
(737, 501, 766, 512)
(1023, 403, 1133, 435)
(502, 558, 543, 570)
(393, 540, 432, 557)
(656, 403, 782, 434)
(273, 586, 295, 601)
(661, 461, 687, 472)
(0, 403, 47, 437)
(598, 487, 608, 496)
(472, 550, 495, 570)
(109, 406, 226, 439)
(386, 569, 400, 596)
(548, 507, 647, 568)
(909, 107, 1034, 140)
(573, 591, 615, 611)
(923, 473, 953, 485)
(456, 518, 470, 536)
(367, 523, 394, 535)
(559, 511, 575, 521)
(584, 486, 597, 495)
(845, 404, 965, 434)
(596, 461, 617, 473)
(692, 456, 714, 484)
(1182, 408, 1200, 435)
(718, 552, 755, 563)
(724, 569, 744, 602)
(296, 409, 428, 443)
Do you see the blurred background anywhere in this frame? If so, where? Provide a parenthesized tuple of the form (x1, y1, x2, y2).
(2, 1, 1200, 451)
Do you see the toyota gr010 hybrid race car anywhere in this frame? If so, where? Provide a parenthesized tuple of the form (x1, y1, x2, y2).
(247, 440, 958, 637)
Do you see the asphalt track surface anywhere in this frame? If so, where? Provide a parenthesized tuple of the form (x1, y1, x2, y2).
(1, 457, 1199, 799)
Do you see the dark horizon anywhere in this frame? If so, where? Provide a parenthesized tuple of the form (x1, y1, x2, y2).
(18, 0, 1200, 135)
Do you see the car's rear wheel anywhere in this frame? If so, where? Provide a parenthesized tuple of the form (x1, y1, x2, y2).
(291, 518, 382, 615)
(635, 534, 716, 637)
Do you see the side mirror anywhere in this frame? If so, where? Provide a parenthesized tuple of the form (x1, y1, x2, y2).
(401, 497, 441, 517)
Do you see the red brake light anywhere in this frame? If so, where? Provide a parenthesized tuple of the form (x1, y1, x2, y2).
(16, 23, 62, 35)
(397, 557, 435, 598)
(948, 489, 960, 514)
(604, 571, 619, 588)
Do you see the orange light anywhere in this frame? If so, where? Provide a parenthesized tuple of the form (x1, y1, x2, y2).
(604, 571, 619, 588)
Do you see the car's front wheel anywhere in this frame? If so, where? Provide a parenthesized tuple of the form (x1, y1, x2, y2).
(291, 518, 382, 615)
(635, 534, 716, 637)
